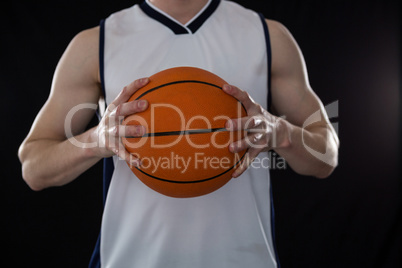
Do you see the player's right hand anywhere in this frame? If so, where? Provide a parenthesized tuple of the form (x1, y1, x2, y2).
(93, 77, 149, 165)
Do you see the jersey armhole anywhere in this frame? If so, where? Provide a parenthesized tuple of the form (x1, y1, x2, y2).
(258, 13, 272, 113)
(89, 19, 115, 268)
(258, 13, 281, 268)
(99, 19, 106, 100)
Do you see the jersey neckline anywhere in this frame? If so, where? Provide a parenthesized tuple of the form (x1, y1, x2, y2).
(140, 0, 221, 35)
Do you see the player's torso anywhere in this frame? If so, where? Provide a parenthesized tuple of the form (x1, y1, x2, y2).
(100, 1, 277, 267)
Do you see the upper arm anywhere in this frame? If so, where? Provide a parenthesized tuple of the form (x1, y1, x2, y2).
(267, 19, 328, 129)
(24, 27, 102, 143)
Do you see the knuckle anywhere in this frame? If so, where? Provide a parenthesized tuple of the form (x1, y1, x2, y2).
(237, 140, 248, 151)
(121, 86, 129, 95)
(115, 104, 123, 116)
(111, 126, 118, 136)
(238, 90, 248, 101)
(245, 135, 254, 147)
(106, 104, 114, 113)
(246, 117, 256, 129)
(119, 126, 126, 137)
(260, 118, 268, 129)
(253, 133, 263, 143)
(257, 104, 265, 114)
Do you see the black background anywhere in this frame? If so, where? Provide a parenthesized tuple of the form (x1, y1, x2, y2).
(2, 0, 401, 267)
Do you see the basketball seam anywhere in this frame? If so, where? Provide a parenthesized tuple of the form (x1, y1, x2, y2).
(125, 127, 228, 138)
(134, 150, 247, 184)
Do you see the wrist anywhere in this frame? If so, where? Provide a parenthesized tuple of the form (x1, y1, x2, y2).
(272, 117, 292, 149)
(70, 126, 104, 159)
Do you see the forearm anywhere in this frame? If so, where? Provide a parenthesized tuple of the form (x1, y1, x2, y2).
(19, 127, 102, 191)
(275, 119, 339, 178)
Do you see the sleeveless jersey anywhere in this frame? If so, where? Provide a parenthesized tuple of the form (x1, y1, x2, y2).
(90, 1, 279, 267)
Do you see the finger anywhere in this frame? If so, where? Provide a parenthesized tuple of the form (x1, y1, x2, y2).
(222, 84, 255, 111)
(229, 136, 248, 153)
(114, 125, 146, 138)
(232, 151, 252, 178)
(113, 99, 148, 117)
(114, 144, 141, 167)
(229, 132, 264, 153)
(226, 115, 264, 131)
(232, 149, 260, 178)
(111, 77, 149, 107)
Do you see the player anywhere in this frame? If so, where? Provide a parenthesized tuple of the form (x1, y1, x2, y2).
(18, 0, 339, 267)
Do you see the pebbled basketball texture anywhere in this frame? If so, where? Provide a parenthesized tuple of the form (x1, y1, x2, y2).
(122, 66, 247, 198)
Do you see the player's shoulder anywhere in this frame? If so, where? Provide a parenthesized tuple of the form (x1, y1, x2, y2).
(218, 1, 265, 29)
(58, 26, 101, 84)
(265, 19, 291, 39)
(71, 26, 100, 49)
(220, 1, 258, 17)
(63, 26, 100, 68)
(263, 18, 298, 54)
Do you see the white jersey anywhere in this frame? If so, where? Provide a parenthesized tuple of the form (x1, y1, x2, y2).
(89, 0, 279, 267)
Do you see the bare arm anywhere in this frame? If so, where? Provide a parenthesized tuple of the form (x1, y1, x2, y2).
(225, 19, 339, 178)
(18, 27, 102, 190)
(18, 27, 149, 190)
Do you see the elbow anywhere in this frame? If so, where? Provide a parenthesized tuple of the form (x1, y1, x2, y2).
(314, 163, 336, 179)
(21, 165, 46, 191)
(20, 159, 46, 191)
(312, 136, 339, 179)
(314, 152, 338, 179)
(19, 143, 46, 191)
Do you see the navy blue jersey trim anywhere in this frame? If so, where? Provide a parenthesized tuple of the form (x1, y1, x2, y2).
(258, 13, 272, 113)
(188, 0, 220, 33)
(88, 234, 101, 268)
(89, 21, 111, 268)
(103, 157, 115, 203)
(259, 13, 280, 268)
(99, 19, 106, 97)
(103, 157, 114, 203)
(89, 157, 114, 268)
(270, 182, 281, 268)
(140, 0, 220, 35)
(98, 18, 115, 203)
(140, 1, 188, 34)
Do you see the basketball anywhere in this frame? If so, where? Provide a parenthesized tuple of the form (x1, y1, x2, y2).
(122, 67, 247, 198)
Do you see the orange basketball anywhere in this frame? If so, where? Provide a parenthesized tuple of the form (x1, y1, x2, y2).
(122, 67, 247, 198)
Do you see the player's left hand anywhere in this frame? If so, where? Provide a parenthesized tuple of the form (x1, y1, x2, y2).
(223, 84, 290, 178)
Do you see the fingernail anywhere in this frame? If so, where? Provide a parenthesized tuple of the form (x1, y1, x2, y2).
(229, 143, 235, 153)
(137, 125, 145, 136)
(139, 100, 147, 109)
(223, 84, 231, 92)
(141, 77, 149, 84)
(226, 120, 235, 130)
(225, 120, 233, 130)
(232, 170, 239, 178)
(131, 159, 141, 167)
